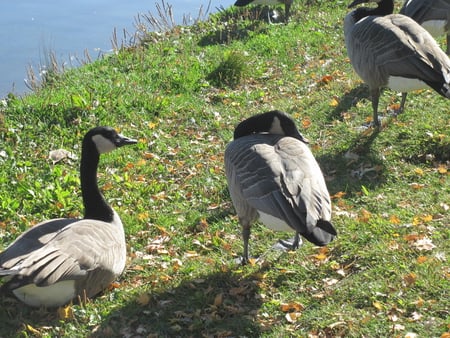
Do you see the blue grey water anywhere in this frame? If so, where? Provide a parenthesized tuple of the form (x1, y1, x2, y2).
(0, 1, 235, 98)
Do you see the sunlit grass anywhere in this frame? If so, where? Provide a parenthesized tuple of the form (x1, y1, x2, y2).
(0, 1, 449, 337)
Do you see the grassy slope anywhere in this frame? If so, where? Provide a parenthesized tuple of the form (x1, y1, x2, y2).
(0, 1, 449, 337)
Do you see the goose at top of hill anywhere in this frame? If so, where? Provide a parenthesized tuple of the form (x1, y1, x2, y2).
(344, 0, 450, 128)
(234, 0, 294, 23)
(0, 126, 137, 307)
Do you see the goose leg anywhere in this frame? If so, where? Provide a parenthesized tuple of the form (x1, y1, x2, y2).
(398, 92, 408, 114)
(292, 232, 301, 249)
(284, 3, 291, 23)
(241, 220, 251, 265)
(370, 88, 381, 127)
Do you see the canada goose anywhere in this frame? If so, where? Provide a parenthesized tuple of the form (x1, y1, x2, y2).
(234, 0, 293, 23)
(0, 127, 137, 307)
(225, 111, 337, 264)
(344, 0, 450, 127)
(400, 0, 450, 54)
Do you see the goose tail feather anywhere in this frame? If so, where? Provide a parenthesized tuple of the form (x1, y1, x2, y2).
(302, 220, 337, 246)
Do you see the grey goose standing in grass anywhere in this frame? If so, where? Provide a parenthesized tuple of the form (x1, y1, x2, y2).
(225, 111, 337, 264)
(234, 0, 293, 23)
(0, 127, 137, 307)
(400, 0, 450, 54)
(344, 0, 450, 127)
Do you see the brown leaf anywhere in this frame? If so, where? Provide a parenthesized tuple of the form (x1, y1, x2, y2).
(136, 293, 151, 306)
(403, 272, 417, 287)
(280, 302, 304, 312)
(213, 293, 223, 307)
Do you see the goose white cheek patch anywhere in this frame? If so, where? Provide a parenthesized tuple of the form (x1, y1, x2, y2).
(92, 134, 116, 154)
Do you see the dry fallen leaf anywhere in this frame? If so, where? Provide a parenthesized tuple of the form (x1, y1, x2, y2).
(411, 237, 436, 251)
(280, 302, 304, 312)
(285, 312, 302, 323)
(137, 293, 151, 306)
(57, 305, 74, 320)
(403, 272, 417, 287)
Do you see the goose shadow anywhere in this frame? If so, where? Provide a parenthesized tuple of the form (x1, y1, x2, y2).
(91, 269, 264, 337)
(315, 129, 385, 196)
(0, 296, 65, 336)
(327, 83, 370, 122)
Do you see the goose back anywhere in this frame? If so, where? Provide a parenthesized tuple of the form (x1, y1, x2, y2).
(225, 133, 335, 246)
(345, 13, 450, 93)
(344, 0, 450, 126)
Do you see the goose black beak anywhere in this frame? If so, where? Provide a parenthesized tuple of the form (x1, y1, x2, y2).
(116, 135, 138, 147)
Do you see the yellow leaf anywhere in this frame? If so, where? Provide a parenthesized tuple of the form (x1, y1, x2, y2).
(373, 301, 383, 310)
(148, 122, 157, 129)
(137, 293, 151, 306)
(315, 253, 328, 261)
(26, 324, 40, 334)
(213, 293, 223, 307)
(329, 97, 339, 107)
(414, 168, 424, 176)
(57, 305, 74, 320)
(389, 215, 401, 224)
(441, 333, 450, 338)
(136, 159, 147, 166)
(421, 214, 433, 223)
(437, 165, 447, 174)
(416, 256, 428, 264)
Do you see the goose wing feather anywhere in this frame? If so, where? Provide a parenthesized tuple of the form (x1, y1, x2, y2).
(225, 134, 333, 240)
(0, 218, 125, 289)
(401, 0, 450, 24)
(346, 14, 450, 88)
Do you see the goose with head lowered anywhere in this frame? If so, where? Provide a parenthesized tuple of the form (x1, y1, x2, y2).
(0, 126, 137, 307)
(234, 0, 294, 23)
(400, 0, 450, 54)
(225, 111, 337, 264)
(344, 0, 450, 128)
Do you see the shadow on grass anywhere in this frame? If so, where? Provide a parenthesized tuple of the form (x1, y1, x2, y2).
(92, 270, 264, 337)
(1, 268, 264, 337)
(0, 295, 61, 337)
(316, 128, 384, 196)
(327, 83, 370, 122)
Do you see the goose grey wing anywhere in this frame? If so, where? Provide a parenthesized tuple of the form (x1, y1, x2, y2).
(226, 135, 335, 244)
(349, 15, 449, 85)
(0, 219, 125, 288)
(0, 218, 77, 270)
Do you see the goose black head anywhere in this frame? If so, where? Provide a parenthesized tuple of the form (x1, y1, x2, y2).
(233, 110, 309, 144)
(84, 126, 137, 155)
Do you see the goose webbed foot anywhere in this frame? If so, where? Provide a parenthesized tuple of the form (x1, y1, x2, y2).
(272, 235, 303, 251)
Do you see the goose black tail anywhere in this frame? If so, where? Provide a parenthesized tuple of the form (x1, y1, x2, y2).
(302, 220, 337, 246)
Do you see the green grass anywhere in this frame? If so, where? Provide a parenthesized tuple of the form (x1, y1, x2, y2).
(1, 1, 449, 337)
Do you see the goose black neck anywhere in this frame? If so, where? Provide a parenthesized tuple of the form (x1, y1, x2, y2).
(80, 143, 114, 222)
(353, 0, 394, 22)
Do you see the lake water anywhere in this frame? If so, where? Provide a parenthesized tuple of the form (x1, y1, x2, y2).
(0, 0, 235, 98)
